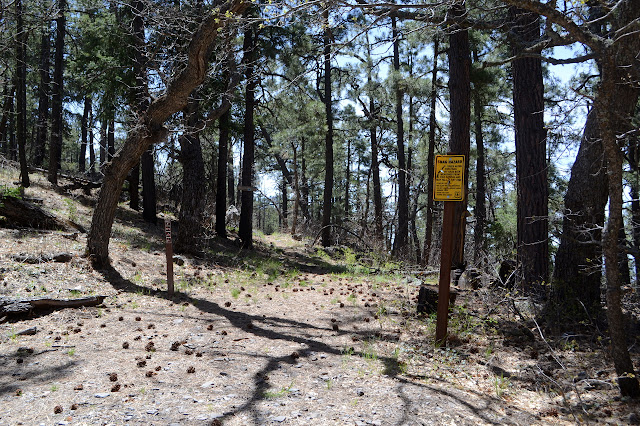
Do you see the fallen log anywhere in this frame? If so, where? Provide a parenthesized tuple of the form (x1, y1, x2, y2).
(11, 252, 73, 264)
(0, 295, 106, 317)
(0, 195, 85, 232)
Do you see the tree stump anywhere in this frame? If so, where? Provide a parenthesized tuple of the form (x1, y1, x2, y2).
(417, 285, 458, 315)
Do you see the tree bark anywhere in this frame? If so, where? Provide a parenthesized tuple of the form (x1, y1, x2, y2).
(321, 6, 334, 247)
(629, 140, 640, 283)
(366, 31, 383, 244)
(128, 0, 147, 212)
(107, 119, 115, 160)
(472, 49, 486, 266)
(141, 148, 156, 224)
(48, 0, 66, 185)
(291, 142, 300, 235)
(344, 138, 351, 222)
(216, 108, 231, 238)
(551, 109, 607, 317)
(15, 0, 29, 188)
(88, 109, 96, 176)
(80, 97, 91, 174)
(448, 2, 471, 271)
(0, 83, 14, 156)
(34, 26, 50, 168)
(510, 7, 548, 292)
(87, 0, 249, 266)
(99, 118, 106, 169)
(239, 22, 256, 249)
(392, 15, 409, 258)
(175, 97, 206, 254)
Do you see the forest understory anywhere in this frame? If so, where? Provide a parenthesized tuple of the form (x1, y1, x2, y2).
(2, 167, 640, 425)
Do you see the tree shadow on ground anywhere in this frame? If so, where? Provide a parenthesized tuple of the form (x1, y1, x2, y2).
(98, 265, 539, 425)
(0, 347, 77, 396)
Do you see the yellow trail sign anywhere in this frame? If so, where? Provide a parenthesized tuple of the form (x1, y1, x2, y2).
(433, 155, 465, 202)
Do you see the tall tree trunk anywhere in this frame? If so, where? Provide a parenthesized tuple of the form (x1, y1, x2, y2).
(551, 110, 607, 317)
(141, 148, 156, 224)
(88, 109, 96, 176)
(34, 27, 50, 167)
(281, 176, 288, 230)
(321, 6, 334, 247)
(15, 0, 29, 187)
(107, 119, 115, 160)
(129, 0, 147, 212)
(618, 225, 631, 285)
(392, 15, 409, 258)
(176, 97, 206, 254)
(216, 108, 230, 238)
(291, 143, 300, 235)
(472, 60, 486, 266)
(448, 2, 471, 272)
(344, 138, 350, 221)
(423, 36, 439, 266)
(99, 118, 107, 170)
(48, 0, 66, 185)
(598, 0, 640, 394)
(601, 58, 640, 396)
(80, 97, 91, 173)
(629, 140, 640, 284)
(228, 141, 235, 207)
(300, 137, 309, 221)
(0, 83, 14, 155)
(510, 7, 548, 292)
(239, 22, 256, 249)
(407, 90, 420, 263)
(366, 38, 383, 243)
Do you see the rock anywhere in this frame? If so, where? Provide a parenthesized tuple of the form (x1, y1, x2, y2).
(94, 393, 110, 398)
(173, 256, 185, 266)
(271, 416, 286, 422)
(356, 389, 365, 397)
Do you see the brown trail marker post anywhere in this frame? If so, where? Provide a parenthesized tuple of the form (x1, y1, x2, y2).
(433, 154, 465, 343)
(164, 217, 174, 296)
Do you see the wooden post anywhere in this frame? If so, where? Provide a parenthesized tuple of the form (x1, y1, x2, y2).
(433, 154, 465, 344)
(436, 201, 455, 343)
(164, 217, 174, 296)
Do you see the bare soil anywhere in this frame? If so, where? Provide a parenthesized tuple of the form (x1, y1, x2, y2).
(1, 166, 640, 425)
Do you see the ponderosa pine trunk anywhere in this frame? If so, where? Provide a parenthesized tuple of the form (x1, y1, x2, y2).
(216, 108, 230, 238)
(510, 7, 548, 292)
(473, 72, 486, 266)
(34, 27, 50, 168)
(128, 0, 148, 212)
(80, 97, 91, 174)
(392, 15, 409, 258)
(551, 109, 608, 317)
(48, 0, 66, 185)
(423, 36, 439, 266)
(141, 148, 156, 224)
(176, 97, 206, 254)
(321, 6, 334, 247)
(239, 22, 256, 249)
(0, 83, 14, 155)
(448, 2, 471, 271)
(15, 0, 29, 188)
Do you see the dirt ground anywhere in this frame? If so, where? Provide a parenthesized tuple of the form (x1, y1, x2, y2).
(2, 167, 640, 425)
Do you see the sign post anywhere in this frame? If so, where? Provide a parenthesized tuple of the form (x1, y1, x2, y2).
(164, 217, 174, 296)
(433, 155, 465, 343)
